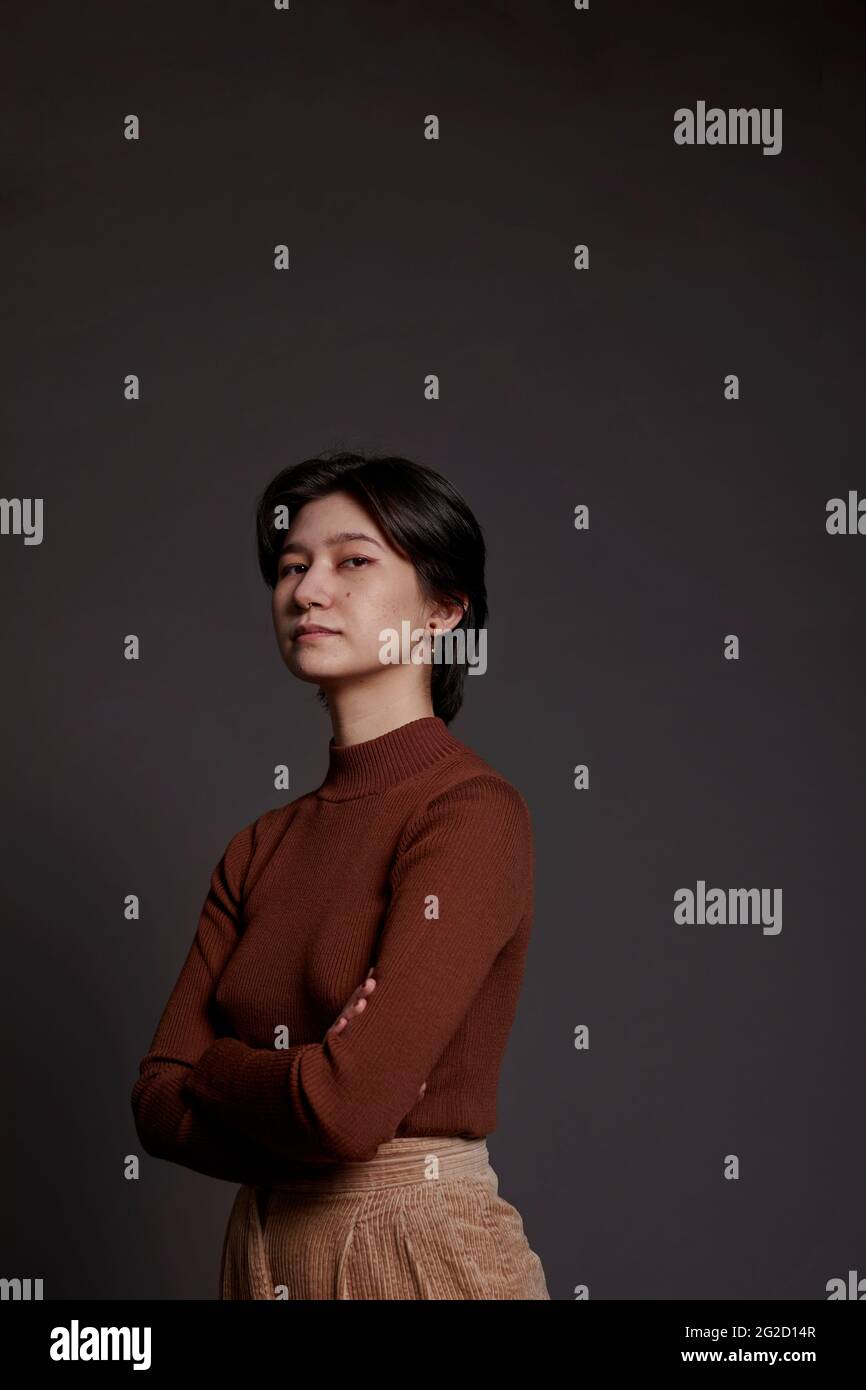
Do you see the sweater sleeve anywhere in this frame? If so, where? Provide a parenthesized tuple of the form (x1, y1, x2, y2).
(130, 817, 294, 1185)
(184, 775, 533, 1163)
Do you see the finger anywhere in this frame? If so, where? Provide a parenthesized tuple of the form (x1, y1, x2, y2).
(348, 978, 376, 1008)
(332, 980, 376, 1031)
(331, 978, 377, 1036)
(351, 979, 375, 1008)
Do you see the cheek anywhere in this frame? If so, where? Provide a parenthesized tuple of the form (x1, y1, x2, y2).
(348, 579, 411, 629)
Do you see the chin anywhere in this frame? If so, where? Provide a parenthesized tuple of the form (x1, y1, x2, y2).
(287, 655, 345, 681)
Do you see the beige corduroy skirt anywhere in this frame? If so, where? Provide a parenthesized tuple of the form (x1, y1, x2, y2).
(219, 1134, 550, 1300)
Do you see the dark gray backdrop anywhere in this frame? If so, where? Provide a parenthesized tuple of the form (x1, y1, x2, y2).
(2, 0, 864, 1299)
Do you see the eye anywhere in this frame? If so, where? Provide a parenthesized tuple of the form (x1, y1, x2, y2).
(278, 555, 372, 581)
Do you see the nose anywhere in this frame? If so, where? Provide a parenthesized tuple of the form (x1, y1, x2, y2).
(292, 560, 333, 611)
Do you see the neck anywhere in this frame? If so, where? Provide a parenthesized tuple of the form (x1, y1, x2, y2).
(326, 690, 437, 749)
(317, 713, 462, 801)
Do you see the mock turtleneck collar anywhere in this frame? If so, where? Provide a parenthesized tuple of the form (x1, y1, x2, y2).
(316, 715, 462, 801)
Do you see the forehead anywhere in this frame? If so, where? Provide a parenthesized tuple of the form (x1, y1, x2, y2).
(279, 528, 384, 555)
(279, 494, 388, 555)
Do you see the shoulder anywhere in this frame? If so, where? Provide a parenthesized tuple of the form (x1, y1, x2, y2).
(416, 729, 533, 832)
(398, 758, 533, 858)
(429, 770, 531, 826)
(392, 769, 534, 918)
(214, 797, 311, 894)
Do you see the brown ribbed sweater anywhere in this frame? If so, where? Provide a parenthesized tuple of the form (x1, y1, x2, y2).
(130, 715, 535, 1185)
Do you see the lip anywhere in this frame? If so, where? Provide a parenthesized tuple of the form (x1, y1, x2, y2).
(293, 626, 339, 640)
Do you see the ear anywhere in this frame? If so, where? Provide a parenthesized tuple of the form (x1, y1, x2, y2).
(430, 594, 468, 634)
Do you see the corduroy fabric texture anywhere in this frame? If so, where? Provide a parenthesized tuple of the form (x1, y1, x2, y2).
(219, 1135, 550, 1300)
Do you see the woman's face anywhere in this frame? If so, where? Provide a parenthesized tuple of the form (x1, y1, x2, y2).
(271, 491, 453, 692)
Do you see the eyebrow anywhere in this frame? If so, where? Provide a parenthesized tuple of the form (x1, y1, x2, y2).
(278, 530, 385, 557)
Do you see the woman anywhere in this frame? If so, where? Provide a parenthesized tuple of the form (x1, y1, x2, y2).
(130, 449, 549, 1300)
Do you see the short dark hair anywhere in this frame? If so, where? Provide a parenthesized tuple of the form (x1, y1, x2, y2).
(255, 450, 487, 724)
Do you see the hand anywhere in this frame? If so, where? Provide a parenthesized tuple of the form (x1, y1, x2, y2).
(327, 968, 427, 1102)
(328, 968, 376, 1038)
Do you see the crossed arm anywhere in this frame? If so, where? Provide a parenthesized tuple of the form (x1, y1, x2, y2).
(130, 776, 532, 1180)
